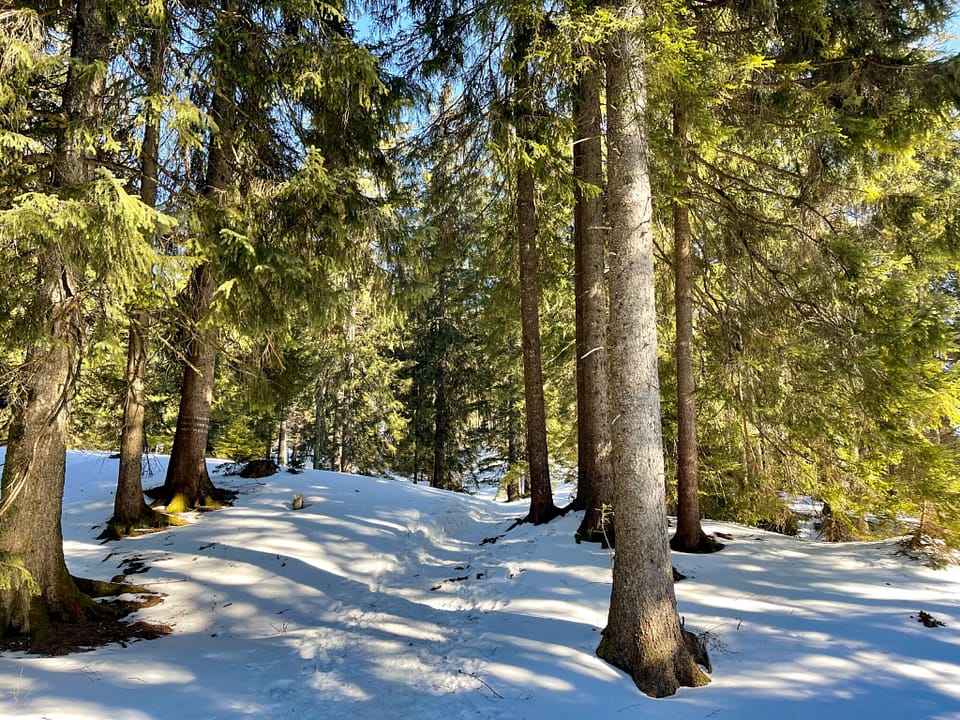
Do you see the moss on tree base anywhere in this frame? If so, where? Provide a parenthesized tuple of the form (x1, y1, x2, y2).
(0, 552, 40, 637)
(98, 509, 184, 541)
(145, 485, 236, 513)
(0, 575, 169, 655)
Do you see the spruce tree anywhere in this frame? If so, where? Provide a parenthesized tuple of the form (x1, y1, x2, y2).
(511, 16, 561, 525)
(596, 1, 709, 695)
(571, 20, 614, 544)
(0, 1, 170, 637)
(110, 0, 175, 537)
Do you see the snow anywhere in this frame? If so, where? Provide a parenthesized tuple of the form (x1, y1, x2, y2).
(2, 449, 960, 719)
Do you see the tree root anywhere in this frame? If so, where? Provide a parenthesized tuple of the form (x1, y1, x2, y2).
(670, 530, 725, 554)
(97, 509, 185, 541)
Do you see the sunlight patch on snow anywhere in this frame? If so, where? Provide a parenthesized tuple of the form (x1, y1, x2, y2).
(63, 539, 112, 565)
(855, 651, 960, 701)
(480, 661, 576, 692)
(682, 584, 812, 617)
(6, 699, 156, 720)
(74, 659, 198, 687)
(484, 633, 622, 684)
(306, 671, 371, 702)
(505, 597, 606, 626)
(367, 618, 447, 643)
(719, 664, 826, 700)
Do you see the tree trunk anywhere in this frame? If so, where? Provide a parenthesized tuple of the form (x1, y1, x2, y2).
(111, 310, 165, 534)
(572, 39, 614, 544)
(158, 264, 225, 511)
(156, 0, 237, 509)
(431, 355, 452, 489)
(0, 0, 109, 637)
(313, 378, 326, 469)
(669, 106, 722, 555)
(596, 20, 709, 697)
(505, 426, 521, 502)
(514, 33, 559, 525)
(111, 10, 170, 537)
(278, 410, 288, 466)
(333, 304, 357, 473)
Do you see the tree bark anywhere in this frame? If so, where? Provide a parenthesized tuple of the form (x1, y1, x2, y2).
(333, 302, 357, 473)
(572, 39, 614, 544)
(0, 0, 109, 637)
(111, 310, 163, 532)
(111, 9, 170, 536)
(669, 106, 722, 554)
(158, 264, 224, 510)
(313, 377, 326, 469)
(514, 31, 559, 525)
(505, 426, 521, 502)
(596, 20, 709, 697)
(156, 0, 237, 509)
(278, 410, 288, 466)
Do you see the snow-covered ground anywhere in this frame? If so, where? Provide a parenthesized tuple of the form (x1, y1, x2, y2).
(1, 450, 959, 719)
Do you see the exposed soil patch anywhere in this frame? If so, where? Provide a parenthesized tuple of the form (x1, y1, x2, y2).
(0, 583, 171, 657)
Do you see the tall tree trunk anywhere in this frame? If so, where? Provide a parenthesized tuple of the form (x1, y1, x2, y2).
(313, 378, 326, 469)
(160, 263, 224, 510)
(333, 303, 357, 473)
(596, 20, 709, 697)
(572, 39, 614, 544)
(0, 0, 109, 637)
(669, 105, 722, 555)
(278, 410, 288, 466)
(430, 279, 460, 491)
(111, 8, 170, 537)
(506, 429, 521, 502)
(156, 0, 237, 509)
(111, 311, 160, 531)
(514, 31, 559, 525)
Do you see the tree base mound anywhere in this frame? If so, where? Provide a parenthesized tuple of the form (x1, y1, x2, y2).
(670, 531, 725, 554)
(97, 508, 184, 541)
(575, 524, 615, 548)
(144, 486, 237, 513)
(0, 578, 170, 656)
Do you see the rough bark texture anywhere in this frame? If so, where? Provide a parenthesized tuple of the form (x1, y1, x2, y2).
(669, 108, 722, 555)
(430, 280, 458, 490)
(333, 305, 357, 473)
(158, 264, 225, 511)
(111, 15, 170, 536)
(0, 0, 109, 637)
(0, 258, 83, 636)
(278, 411, 289, 466)
(572, 42, 614, 544)
(313, 379, 326, 469)
(111, 311, 167, 534)
(596, 23, 709, 697)
(431, 355, 455, 490)
(156, 0, 237, 509)
(505, 432, 521, 502)
(515, 39, 559, 525)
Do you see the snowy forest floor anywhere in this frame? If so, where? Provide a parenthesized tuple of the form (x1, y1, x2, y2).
(1, 450, 959, 720)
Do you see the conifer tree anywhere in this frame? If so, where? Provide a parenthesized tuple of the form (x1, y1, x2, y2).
(595, 2, 708, 695)
(511, 16, 560, 525)
(109, 0, 175, 537)
(571, 22, 614, 544)
(0, 1, 169, 637)
(155, 0, 239, 512)
(669, 102, 720, 553)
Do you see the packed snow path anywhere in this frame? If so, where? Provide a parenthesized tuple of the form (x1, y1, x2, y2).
(1, 451, 959, 719)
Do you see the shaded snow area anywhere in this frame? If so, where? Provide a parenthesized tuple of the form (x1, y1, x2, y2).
(2, 451, 960, 719)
